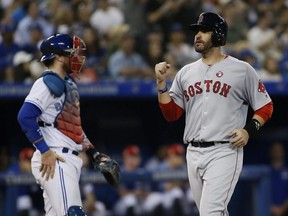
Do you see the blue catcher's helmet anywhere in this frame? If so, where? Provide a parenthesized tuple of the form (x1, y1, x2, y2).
(40, 33, 73, 62)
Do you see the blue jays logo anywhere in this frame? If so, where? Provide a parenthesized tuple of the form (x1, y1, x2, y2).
(54, 102, 62, 111)
(216, 71, 224, 78)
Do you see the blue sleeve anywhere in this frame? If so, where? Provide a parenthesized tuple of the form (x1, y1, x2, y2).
(17, 102, 42, 143)
(108, 54, 123, 78)
(17, 102, 49, 153)
(18, 102, 42, 143)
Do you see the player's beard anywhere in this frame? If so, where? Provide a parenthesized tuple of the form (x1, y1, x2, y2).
(62, 58, 71, 74)
(194, 39, 214, 54)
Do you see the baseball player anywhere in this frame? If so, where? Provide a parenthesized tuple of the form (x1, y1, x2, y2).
(154, 12, 273, 215)
(17, 33, 119, 216)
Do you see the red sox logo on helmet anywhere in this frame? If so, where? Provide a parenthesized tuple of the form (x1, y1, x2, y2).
(197, 14, 204, 24)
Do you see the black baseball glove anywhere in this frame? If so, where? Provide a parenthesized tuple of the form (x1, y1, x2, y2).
(93, 152, 121, 188)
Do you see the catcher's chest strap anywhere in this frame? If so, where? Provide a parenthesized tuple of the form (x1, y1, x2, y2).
(38, 121, 57, 127)
(62, 147, 79, 156)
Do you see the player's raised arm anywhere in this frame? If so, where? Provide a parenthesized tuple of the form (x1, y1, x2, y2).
(155, 62, 184, 122)
(155, 61, 172, 103)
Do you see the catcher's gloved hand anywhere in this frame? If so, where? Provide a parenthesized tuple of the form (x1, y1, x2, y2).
(93, 152, 121, 188)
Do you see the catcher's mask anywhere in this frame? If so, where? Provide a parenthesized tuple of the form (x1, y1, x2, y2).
(189, 12, 228, 47)
(40, 34, 86, 77)
(69, 35, 86, 77)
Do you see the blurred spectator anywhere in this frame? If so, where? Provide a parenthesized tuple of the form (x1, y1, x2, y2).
(11, 50, 44, 83)
(79, 25, 108, 81)
(108, 33, 154, 80)
(38, 0, 64, 22)
(114, 144, 144, 216)
(165, 22, 200, 70)
(14, 1, 54, 46)
(0, 23, 20, 82)
(142, 24, 180, 80)
(0, 0, 13, 9)
(114, 144, 163, 216)
(185, 188, 198, 216)
(142, 25, 164, 52)
(279, 46, 288, 80)
(269, 142, 288, 216)
(0, 0, 30, 28)
(279, 25, 288, 50)
(236, 46, 260, 71)
(71, 1, 94, 37)
(21, 22, 43, 56)
(51, 5, 74, 34)
(145, 144, 168, 171)
(143, 27, 166, 71)
(0, 146, 9, 171)
(105, 24, 130, 57)
(153, 143, 188, 216)
(257, 54, 283, 82)
(274, 8, 288, 42)
(121, 0, 149, 51)
(12, 50, 34, 82)
(109, 0, 124, 8)
(145, 25, 165, 49)
(201, 0, 219, 12)
(145, 37, 165, 68)
(220, 1, 248, 45)
(247, 10, 282, 66)
(4, 147, 44, 216)
(79, 152, 109, 216)
(89, 0, 124, 36)
(28, 59, 46, 81)
(145, 0, 187, 44)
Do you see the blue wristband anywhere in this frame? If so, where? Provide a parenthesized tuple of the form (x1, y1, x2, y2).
(158, 85, 168, 94)
(34, 139, 50, 154)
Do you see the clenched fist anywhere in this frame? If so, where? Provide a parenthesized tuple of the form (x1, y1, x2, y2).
(155, 62, 171, 82)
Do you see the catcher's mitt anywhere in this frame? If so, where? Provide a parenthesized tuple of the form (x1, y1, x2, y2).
(93, 152, 121, 188)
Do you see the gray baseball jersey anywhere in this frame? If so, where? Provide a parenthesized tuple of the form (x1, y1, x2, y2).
(169, 56, 271, 143)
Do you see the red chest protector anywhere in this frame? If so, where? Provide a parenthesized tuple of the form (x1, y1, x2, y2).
(56, 77, 83, 144)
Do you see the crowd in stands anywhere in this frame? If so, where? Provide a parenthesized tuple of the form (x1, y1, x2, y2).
(0, 0, 288, 83)
(4, 141, 288, 216)
(1, 0, 288, 215)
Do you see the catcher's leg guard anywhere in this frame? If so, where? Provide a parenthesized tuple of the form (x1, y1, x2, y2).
(67, 206, 87, 216)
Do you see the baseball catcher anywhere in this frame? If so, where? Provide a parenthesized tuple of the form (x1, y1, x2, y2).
(17, 33, 121, 216)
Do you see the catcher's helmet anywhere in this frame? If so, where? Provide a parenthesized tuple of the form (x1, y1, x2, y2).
(40, 33, 73, 62)
(189, 12, 228, 46)
(40, 33, 86, 76)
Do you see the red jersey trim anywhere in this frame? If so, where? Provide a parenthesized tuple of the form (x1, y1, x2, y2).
(159, 99, 184, 122)
(255, 101, 273, 122)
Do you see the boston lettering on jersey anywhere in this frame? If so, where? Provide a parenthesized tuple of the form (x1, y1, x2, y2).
(183, 80, 231, 101)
